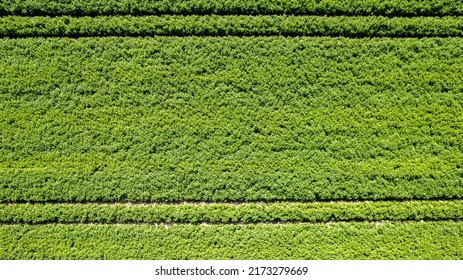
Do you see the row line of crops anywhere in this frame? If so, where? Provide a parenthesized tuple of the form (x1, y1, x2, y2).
(2, 201, 463, 224)
(2, 16, 463, 37)
(2, 222, 463, 259)
(2, 0, 463, 16)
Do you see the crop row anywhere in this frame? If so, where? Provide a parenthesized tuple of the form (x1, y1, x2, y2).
(1, 222, 462, 259)
(2, 169, 462, 202)
(1, 201, 463, 224)
(2, 37, 463, 202)
(2, 16, 463, 37)
(1, 0, 462, 17)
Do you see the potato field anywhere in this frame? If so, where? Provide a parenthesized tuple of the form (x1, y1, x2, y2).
(1, 0, 463, 259)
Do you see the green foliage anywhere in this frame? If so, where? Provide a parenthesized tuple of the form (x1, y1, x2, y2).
(0, 0, 462, 16)
(1, 201, 462, 224)
(1, 0, 462, 262)
(1, 15, 463, 37)
(2, 37, 463, 202)
(1, 222, 462, 259)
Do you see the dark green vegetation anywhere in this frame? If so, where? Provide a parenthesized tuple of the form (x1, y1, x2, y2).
(1, 0, 463, 260)
(2, 37, 463, 203)
(1, 0, 462, 16)
(1, 222, 462, 259)
(1, 201, 463, 224)
(2, 16, 463, 37)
